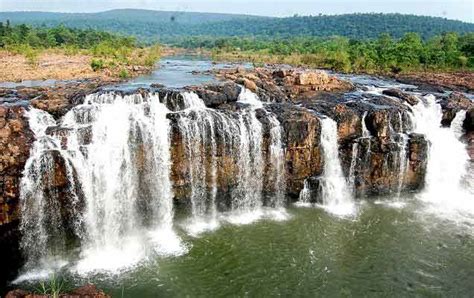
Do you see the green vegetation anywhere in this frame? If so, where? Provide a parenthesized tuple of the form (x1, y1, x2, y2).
(0, 21, 136, 49)
(0, 10, 473, 42)
(119, 68, 129, 79)
(0, 22, 161, 77)
(90, 58, 105, 71)
(182, 33, 474, 73)
(35, 274, 66, 298)
(0, 11, 471, 75)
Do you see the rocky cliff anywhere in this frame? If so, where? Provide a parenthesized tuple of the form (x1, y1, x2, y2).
(2, 70, 473, 227)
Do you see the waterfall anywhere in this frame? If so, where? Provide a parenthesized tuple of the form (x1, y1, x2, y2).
(411, 95, 473, 223)
(451, 110, 467, 139)
(318, 117, 356, 216)
(267, 115, 286, 208)
(361, 111, 371, 138)
(177, 92, 219, 235)
(298, 180, 311, 203)
(347, 111, 371, 195)
(237, 87, 263, 108)
(348, 142, 359, 192)
(395, 112, 409, 198)
(20, 109, 81, 269)
(19, 87, 289, 276)
(177, 89, 286, 229)
(20, 93, 186, 274)
(226, 89, 266, 223)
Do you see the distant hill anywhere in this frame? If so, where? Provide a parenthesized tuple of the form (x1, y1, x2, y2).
(1, 9, 473, 43)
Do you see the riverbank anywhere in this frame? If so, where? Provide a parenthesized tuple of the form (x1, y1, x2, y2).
(0, 47, 160, 83)
(2, 47, 472, 93)
(395, 71, 474, 93)
(208, 51, 474, 92)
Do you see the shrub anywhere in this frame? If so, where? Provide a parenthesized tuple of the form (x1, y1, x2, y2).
(119, 68, 129, 79)
(90, 58, 105, 71)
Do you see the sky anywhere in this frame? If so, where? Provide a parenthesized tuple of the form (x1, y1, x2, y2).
(1, 0, 473, 22)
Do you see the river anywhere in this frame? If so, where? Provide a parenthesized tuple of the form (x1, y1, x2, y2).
(9, 56, 474, 297)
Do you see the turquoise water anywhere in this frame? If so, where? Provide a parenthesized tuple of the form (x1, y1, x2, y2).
(56, 198, 474, 297)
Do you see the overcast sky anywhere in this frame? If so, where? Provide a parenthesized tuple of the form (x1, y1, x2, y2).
(1, 0, 473, 22)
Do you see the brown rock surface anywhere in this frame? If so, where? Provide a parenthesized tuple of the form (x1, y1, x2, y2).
(0, 107, 34, 226)
(5, 284, 110, 298)
(214, 67, 354, 102)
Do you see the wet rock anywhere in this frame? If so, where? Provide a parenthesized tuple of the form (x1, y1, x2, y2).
(68, 284, 110, 297)
(405, 133, 429, 190)
(396, 72, 474, 93)
(5, 284, 110, 298)
(215, 67, 354, 102)
(382, 88, 419, 105)
(268, 104, 323, 197)
(440, 92, 474, 127)
(241, 78, 257, 92)
(188, 82, 241, 108)
(0, 106, 34, 226)
(463, 108, 474, 133)
(150, 83, 165, 88)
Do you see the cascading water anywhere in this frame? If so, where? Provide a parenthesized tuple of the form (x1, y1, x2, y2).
(20, 92, 186, 276)
(347, 111, 372, 195)
(347, 142, 359, 192)
(175, 89, 287, 230)
(361, 111, 371, 138)
(18, 85, 289, 278)
(267, 115, 286, 208)
(232, 110, 264, 212)
(395, 111, 409, 198)
(298, 180, 312, 204)
(318, 117, 356, 216)
(20, 109, 81, 271)
(411, 94, 473, 224)
(177, 92, 220, 235)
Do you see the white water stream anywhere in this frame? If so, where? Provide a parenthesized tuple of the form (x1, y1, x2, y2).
(318, 117, 356, 216)
(411, 95, 473, 224)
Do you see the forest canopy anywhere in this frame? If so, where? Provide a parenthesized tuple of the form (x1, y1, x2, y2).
(1, 10, 473, 42)
(183, 33, 474, 73)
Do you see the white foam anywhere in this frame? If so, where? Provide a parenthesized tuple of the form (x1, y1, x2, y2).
(73, 235, 146, 275)
(182, 217, 220, 237)
(411, 95, 474, 225)
(148, 228, 189, 256)
(237, 87, 263, 109)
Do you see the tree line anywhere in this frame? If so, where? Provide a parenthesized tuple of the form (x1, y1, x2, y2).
(177, 32, 474, 73)
(0, 21, 136, 49)
(1, 11, 473, 42)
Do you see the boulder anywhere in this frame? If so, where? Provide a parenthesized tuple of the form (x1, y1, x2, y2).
(440, 92, 474, 127)
(382, 88, 419, 105)
(296, 71, 330, 86)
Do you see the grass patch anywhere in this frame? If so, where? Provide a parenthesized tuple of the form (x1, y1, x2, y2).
(5, 44, 39, 66)
(34, 273, 67, 298)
